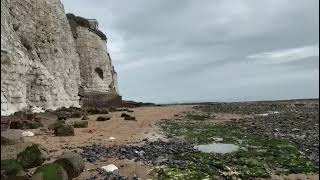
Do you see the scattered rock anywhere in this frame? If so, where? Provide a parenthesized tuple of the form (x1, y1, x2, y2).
(32, 163, 68, 180)
(54, 125, 75, 136)
(79, 141, 197, 165)
(96, 116, 110, 121)
(100, 164, 118, 173)
(17, 144, 47, 169)
(73, 121, 88, 128)
(54, 152, 85, 179)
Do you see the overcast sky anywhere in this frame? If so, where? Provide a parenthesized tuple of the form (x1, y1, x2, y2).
(62, 0, 319, 103)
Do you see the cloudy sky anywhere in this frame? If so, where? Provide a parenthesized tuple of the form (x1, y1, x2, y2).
(62, 0, 319, 103)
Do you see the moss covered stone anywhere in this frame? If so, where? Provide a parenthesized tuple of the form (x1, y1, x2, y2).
(1, 159, 23, 179)
(73, 121, 88, 128)
(54, 152, 84, 179)
(54, 125, 75, 136)
(32, 163, 68, 180)
(17, 144, 44, 169)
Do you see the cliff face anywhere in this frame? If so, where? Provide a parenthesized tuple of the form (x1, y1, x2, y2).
(1, 0, 120, 116)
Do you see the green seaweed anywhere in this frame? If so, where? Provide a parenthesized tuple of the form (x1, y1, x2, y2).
(156, 112, 318, 179)
(1, 159, 23, 179)
(34, 163, 66, 180)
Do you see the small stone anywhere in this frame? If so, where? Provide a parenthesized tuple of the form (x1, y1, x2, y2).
(120, 113, 130, 118)
(100, 164, 118, 172)
(22, 131, 35, 137)
(109, 137, 116, 140)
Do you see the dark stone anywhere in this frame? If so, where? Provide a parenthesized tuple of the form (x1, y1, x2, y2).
(96, 116, 110, 121)
(120, 113, 130, 118)
(124, 116, 136, 121)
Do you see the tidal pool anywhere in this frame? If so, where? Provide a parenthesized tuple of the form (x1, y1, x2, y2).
(195, 143, 239, 154)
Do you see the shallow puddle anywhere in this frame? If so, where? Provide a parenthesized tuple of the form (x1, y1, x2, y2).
(195, 143, 239, 154)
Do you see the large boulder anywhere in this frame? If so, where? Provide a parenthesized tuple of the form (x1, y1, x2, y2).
(54, 152, 84, 179)
(1, 159, 24, 180)
(32, 163, 68, 180)
(54, 125, 75, 136)
(17, 144, 48, 169)
(73, 121, 88, 128)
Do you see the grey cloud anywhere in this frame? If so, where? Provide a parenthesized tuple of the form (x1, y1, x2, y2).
(62, 0, 319, 102)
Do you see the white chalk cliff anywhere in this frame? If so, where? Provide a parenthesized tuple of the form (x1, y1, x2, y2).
(1, 0, 120, 116)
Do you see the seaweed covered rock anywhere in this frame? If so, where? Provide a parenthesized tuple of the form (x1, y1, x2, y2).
(1, 159, 24, 180)
(96, 116, 110, 121)
(17, 144, 48, 169)
(54, 152, 84, 179)
(73, 121, 88, 128)
(54, 125, 75, 136)
(32, 163, 68, 180)
(10, 120, 43, 129)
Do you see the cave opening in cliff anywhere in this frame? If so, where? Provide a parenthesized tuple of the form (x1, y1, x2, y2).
(95, 67, 104, 79)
